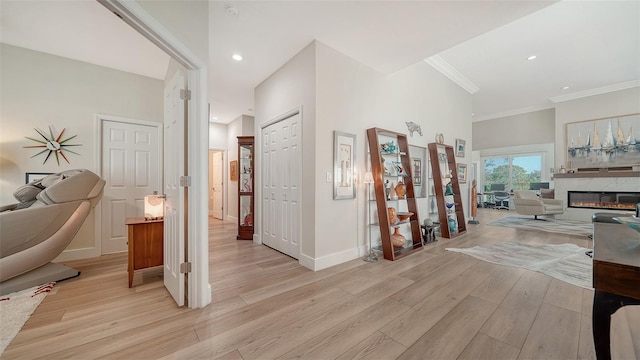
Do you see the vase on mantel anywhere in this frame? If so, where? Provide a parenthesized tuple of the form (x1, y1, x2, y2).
(390, 226, 406, 248)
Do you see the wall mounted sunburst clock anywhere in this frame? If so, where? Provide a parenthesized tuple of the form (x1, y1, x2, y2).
(24, 126, 82, 165)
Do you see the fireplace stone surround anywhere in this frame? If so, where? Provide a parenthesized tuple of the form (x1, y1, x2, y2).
(553, 172, 640, 222)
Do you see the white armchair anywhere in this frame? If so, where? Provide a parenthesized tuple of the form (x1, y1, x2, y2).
(514, 190, 563, 220)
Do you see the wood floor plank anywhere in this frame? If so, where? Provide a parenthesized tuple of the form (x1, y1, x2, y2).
(480, 271, 552, 349)
(457, 332, 520, 360)
(543, 278, 584, 313)
(470, 265, 525, 304)
(335, 332, 406, 360)
(238, 276, 414, 359)
(577, 314, 596, 360)
(518, 303, 581, 360)
(397, 296, 498, 360)
(381, 260, 497, 347)
(5, 209, 637, 359)
(278, 297, 410, 359)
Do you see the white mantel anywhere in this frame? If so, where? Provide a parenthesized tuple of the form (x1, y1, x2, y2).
(553, 172, 640, 222)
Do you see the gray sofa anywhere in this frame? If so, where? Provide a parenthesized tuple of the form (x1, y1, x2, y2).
(0, 169, 105, 295)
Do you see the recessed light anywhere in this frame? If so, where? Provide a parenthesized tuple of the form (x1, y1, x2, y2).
(232, 54, 243, 61)
(561, 86, 570, 90)
(527, 55, 537, 61)
(212, 116, 219, 120)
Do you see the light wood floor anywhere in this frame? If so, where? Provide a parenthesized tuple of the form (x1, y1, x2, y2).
(4, 209, 639, 359)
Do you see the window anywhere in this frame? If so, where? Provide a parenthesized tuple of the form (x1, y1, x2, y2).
(483, 154, 542, 192)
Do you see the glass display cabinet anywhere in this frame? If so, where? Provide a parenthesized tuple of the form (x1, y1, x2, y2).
(237, 136, 254, 240)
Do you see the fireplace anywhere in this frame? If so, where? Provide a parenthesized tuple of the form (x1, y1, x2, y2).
(568, 191, 640, 211)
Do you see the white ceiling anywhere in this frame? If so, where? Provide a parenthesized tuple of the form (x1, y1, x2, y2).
(1, 1, 638, 125)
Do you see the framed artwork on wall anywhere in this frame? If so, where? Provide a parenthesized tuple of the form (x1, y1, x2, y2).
(230, 160, 238, 181)
(25, 172, 53, 184)
(457, 163, 467, 183)
(334, 131, 356, 199)
(455, 138, 466, 157)
(565, 113, 640, 170)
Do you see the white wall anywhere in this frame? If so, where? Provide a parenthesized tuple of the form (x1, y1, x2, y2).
(135, 0, 209, 64)
(209, 122, 228, 150)
(473, 108, 555, 150)
(255, 41, 473, 270)
(554, 87, 640, 168)
(254, 41, 317, 257)
(0, 44, 163, 252)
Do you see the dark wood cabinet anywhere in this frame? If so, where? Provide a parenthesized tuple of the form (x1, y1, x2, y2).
(367, 127, 423, 260)
(427, 142, 466, 238)
(237, 136, 254, 240)
(126, 217, 163, 287)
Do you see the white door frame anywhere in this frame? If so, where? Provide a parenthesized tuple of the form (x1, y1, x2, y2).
(95, 114, 163, 255)
(98, 0, 210, 308)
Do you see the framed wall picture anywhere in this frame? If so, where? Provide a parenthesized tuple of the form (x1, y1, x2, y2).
(566, 113, 640, 170)
(455, 138, 466, 157)
(334, 131, 356, 199)
(230, 160, 238, 181)
(25, 172, 53, 184)
(457, 163, 467, 183)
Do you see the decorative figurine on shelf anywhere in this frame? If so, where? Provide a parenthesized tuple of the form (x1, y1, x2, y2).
(444, 180, 454, 196)
(385, 180, 391, 200)
(395, 180, 406, 199)
(469, 179, 480, 224)
(243, 178, 252, 192)
(381, 141, 397, 153)
(389, 184, 398, 200)
(448, 215, 458, 233)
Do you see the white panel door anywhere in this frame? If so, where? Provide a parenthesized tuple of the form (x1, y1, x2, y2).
(261, 113, 301, 259)
(101, 120, 160, 254)
(212, 151, 223, 219)
(164, 71, 185, 307)
(262, 126, 278, 250)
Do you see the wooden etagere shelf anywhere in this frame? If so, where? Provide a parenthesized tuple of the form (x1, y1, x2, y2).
(367, 127, 423, 261)
(427, 142, 466, 238)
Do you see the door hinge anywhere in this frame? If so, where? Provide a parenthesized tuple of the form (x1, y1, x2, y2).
(180, 262, 192, 274)
(180, 89, 191, 100)
(180, 176, 192, 187)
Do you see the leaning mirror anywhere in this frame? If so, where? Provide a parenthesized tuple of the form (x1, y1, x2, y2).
(409, 145, 427, 198)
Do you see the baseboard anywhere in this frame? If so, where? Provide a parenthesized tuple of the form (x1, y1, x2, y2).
(53, 246, 101, 262)
(298, 247, 360, 271)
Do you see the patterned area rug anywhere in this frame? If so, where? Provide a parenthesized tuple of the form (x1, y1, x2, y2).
(447, 242, 592, 289)
(0, 283, 54, 355)
(488, 215, 593, 237)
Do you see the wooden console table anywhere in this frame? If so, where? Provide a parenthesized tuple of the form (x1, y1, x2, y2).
(592, 216, 640, 360)
(126, 217, 163, 287)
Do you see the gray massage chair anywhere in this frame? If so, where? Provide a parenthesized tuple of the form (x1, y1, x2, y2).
(0, 169, 105, 295)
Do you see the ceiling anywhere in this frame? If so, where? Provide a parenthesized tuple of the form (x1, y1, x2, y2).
(1, 1, 638, 125)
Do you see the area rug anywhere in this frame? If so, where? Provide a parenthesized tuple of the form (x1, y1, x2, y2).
(446, 242, 592, 289)
(488, 215, 593, 237)
(0, 282, 55, 355)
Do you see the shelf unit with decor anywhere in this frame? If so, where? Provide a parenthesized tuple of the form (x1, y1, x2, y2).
(427, 142, 466, 238)
(237, 136, 254, 240)
(366, 127, 423, 260)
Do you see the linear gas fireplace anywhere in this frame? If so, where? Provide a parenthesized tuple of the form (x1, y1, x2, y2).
(568, 191, 640, 211)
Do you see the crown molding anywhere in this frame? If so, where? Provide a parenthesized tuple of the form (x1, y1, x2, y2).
(549, 80, 640, 103)
(473, 104, 555, 122)
(424, 55, 479, 94)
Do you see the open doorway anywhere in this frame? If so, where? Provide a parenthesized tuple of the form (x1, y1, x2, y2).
(209, 150, 224, 220)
